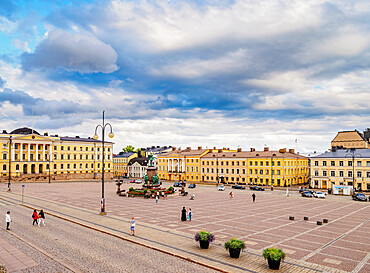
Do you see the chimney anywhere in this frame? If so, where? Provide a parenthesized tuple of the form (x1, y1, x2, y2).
(250, 148, 255, 152)
(223, 147, 226, 150)
(289, 149, 295, 154)
(198, 146, 202, 150)
(44, 132, 49, 136)
(186, 147, 191, 150)
(264, 147, 269, 151)
(2, 130, 7, 134)
(237, 148, 242, 152)
(172, 147, 176, 151)
(279, 148, 286, 153)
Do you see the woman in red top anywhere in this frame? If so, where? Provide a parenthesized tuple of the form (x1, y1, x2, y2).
(32, 209, 38, 226)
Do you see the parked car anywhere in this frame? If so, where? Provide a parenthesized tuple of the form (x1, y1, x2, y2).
(314, 192, 326, 198)
(249, 186, 265, 191)
(301, 191, 313, 197)
(232, 184, 245, 190)
(188, 184, 196, 188)
(173, 182, 182, 187)
(218, 185, 225, 191)
(352, 193, 367, 201)
(130, 180, 136, 183)
(135, 179, 142, 184)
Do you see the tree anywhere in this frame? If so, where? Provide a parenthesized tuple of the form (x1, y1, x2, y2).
(122, 145, 135, 153)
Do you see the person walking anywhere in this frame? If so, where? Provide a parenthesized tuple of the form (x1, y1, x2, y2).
(130, 217, 135, 236)
(181, 206, 187, 221)
(155, 194, 159, 204)
(5, 211, 11, 230)
(286, 188, 289, 197)
(32, 209, 38, 226)
(252, 193, 256, 202)
(188, 208, 192, 221)
(38, 209, 45, 227)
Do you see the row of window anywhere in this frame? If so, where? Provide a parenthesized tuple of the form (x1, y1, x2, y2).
(314, 160, 370, 167)
(159, 159, 304, 167)
(2, 153, 111, 161)
(5, 144, 111, 152)
(2, 162, 111, 171)
(314, 170, 370, 178)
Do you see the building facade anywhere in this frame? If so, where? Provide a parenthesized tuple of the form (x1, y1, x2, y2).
(0, 127, 114, 182)
(310, 148, 370, 191)
(331, 130, 370, 149)
(127, 157, 149, 178)
(113, 152, 137, 177)
(157, 147, 309, 186)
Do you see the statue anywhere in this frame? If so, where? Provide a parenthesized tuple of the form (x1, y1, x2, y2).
(148, 154, 155, 167)
(144, 174, 149, 183)
(152, 174, 159, 185)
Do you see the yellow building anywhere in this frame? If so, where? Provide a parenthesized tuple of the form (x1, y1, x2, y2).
(158, 146, 309, 186)
(310, 148, 370, 191)
(331, 130, 370, 149)
(113, 152, 137, 177)
(0, 127, 114, 182)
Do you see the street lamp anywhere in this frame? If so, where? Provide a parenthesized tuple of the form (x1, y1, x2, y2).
(8, 136, 12, 192)
(345, 148, 362, 192)
(93, 110, 114, 215)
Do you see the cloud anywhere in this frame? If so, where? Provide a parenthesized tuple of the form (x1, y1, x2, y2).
(21, 29, 119, 74)
(0, 76, 5, 88)
(12, 39, 30, 52)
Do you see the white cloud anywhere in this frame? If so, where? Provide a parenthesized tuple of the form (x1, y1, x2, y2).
(11, 39, 30, 52)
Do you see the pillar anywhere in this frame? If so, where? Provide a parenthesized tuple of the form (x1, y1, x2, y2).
(35, 144, 38, 161)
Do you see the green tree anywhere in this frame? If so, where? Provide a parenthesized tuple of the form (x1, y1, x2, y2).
(122, 145, 135, 152)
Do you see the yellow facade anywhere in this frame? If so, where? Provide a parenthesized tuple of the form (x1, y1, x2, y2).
(113, 152, 137, 177)
(0, 128, 113, 182)
(157, 147, 309, 186)
(310, 150, 370, 191)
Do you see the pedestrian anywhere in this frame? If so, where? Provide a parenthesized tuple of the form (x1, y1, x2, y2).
(188, 208, 192, 221)
(230, 192, 234, 199)
(32, 209, 38, 226)
(271, 185, 274, 191)
(252, 193, 256, 202)
(5, 211, 11, 230)
(130, 217, 135, 236)
(38, 209, 45, 227)
(161, 191, 165, 199)
(286, 188, 289, 197)
(155, 194, 158, 204)
(181, 206, 187, 221)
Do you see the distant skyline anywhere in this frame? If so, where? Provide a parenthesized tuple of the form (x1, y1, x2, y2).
(1, 0, 369, 154)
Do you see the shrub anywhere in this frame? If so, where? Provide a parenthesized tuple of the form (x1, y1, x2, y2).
(195, 230, 215, 243)
(224, 238, 246, 250)
(143, 189, 148, 194)
(262, 248, 286, 261)
(129, 187, 134, 192)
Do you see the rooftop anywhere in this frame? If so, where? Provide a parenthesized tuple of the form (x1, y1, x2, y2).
(311, 149, 370, 158)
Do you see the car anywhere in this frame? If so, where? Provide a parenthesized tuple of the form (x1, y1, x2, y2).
(314, 192, 326, 198)
(352, 193, 367, 201)
(249, 186, 265, 191)
(301, 191, 313, 197)
(173, 182, 181, 187)
(218, 185, 225, 191)
(232, 184, 245, 190)
(135, 179, 142, 184)
(188, 184, 196, 188)
(130, 180, 136, 183)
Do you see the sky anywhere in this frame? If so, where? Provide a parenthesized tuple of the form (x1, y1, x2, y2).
(0, 0, 369, 154)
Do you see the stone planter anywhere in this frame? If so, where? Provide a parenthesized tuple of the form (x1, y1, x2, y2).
(199, 240, 210, 249)
(229, 248, 241, 258)
(267, 258, 281, 270)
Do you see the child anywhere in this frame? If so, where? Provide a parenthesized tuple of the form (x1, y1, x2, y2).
(32, 209, 38, 226)
(130, 217, 136, 236)
(188, 209, 192, 221)
(6, 211, 11, 230)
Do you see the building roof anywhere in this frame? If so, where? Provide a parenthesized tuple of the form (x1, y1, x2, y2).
(59, 136, 113, 144)
(203, 151, 306, 159)
(113, 152, 135, 158)
(159, 148, 209, 157)
(332, 131, 367, 143)
(141, 146, 172, 152)
(311, 149, 370, 158)
(128, 157, 149, 166)
(10, 127, 40, 135)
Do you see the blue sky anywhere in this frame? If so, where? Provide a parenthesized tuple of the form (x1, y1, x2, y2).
(0, 0, 369, 153)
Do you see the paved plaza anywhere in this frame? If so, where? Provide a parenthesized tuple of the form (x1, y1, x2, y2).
(1, 181, 369, 272)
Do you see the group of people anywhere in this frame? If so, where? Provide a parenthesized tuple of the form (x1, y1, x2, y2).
(181, 207, 192, 221)
(32, 209, 46, 227)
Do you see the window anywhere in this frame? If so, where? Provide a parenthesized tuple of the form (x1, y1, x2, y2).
(255, 161, 258, 166)
(339, 171, 344, 177)
(226, 161, 229, 166)
(226, 169, 229, 174)
(80, 154, 83, 160)
(2, 154, 6, 160)
(38, 145, 42, 150)
(339, 161, 343, 166)
(367, 171, 370, 178)
(323, 171, 327, 176)
(277, 170, 280, 175)
(255, 169, 257, 174)
(231, 169, 234, 174)
(30, 145, 34, 150)
(348, 161, 352, 166)
(231, 161, 234, 166)
(260, 161, 263, 166)
(61, 164, 64, 169)
(86, 155, 89, 160)
(331, 161, 335, 166)
(250, 169, 252, 174)
(73, 164, 76, 169)
(74, 147, 77, 151)
(67, 155, 71, 160)
(277, 162, 280, 166)
(61, 146, 64, 151)
(357, 171, 362, 178)
(67, 146, 70, 151)
(16, 164, 19, 170)
(67, 164, 70, 169)
(367, 161, 370, 167)
(74, 155, 77, 160)
(266, 161, 269, 166)
(250, 161, 252, 165)
(348, 171, 352, 177)
(323, 161, 327, 166)
(357, 161, 362, 167)
(330, 171, 335, 177)
(271, 161, 274, 166)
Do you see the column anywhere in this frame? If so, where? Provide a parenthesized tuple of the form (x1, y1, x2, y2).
(167, 159, 169, 171)
(49, 144, 52, 162)
(11, 143, 15, 161)
(182, 159, 185, 172)
(20, 143, 23, 162)
(42, 144, 45, 161)
(172, 159, 174, 172)
(35, 144, 38, 161)
(28, 144, 31, 162)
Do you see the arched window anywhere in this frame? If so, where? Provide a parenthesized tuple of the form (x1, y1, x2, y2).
(3, 164, 7, 171)
(16, 164, 19, 171)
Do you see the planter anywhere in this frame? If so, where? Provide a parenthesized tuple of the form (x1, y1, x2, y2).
(199, 240, 210, 249)
(229, 248, 241, 258)
(267, 258, 281, 270)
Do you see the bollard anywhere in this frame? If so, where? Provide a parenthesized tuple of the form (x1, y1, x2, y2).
(289, 216, 294, 221)
(317, 221, 322, 225)
(323, 219, 328, 223)
(304, 216, 309, 221)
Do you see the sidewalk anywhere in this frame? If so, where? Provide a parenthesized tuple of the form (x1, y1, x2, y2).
(0, 191, 346, 273)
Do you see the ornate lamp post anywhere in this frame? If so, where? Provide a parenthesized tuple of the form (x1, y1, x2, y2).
(93, 111, 114, 215)
(345, 148, 362, 192)
(8, 136, 12, 192)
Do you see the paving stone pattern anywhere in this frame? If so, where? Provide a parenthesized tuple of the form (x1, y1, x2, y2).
(1, 181, 370, 272)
